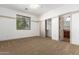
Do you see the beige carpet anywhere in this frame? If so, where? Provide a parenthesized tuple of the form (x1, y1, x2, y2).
(0, 36, 79, 55)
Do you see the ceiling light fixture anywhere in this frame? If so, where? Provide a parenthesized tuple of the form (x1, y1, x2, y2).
(29, 4, 40, 9)
(25, 8, 28, 10)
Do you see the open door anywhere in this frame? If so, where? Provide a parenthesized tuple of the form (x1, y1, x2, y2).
(59, 14, 71, 42)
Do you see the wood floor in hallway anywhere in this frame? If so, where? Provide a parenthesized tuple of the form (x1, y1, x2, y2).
(61, 38, 70, 42)
(0, 36, 79, 55)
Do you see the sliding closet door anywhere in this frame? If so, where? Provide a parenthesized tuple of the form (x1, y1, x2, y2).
(59, 16, 64, 41)
(51, 17, 59, 40)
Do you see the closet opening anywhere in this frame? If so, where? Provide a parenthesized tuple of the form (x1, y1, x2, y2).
(45, 18, 52, 38)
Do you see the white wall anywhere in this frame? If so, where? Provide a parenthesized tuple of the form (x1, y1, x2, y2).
(40, 20, 45, 37)
(51, 17, 59, 40)
(0, 7, 40, 41)
(71, 12, 79, 45)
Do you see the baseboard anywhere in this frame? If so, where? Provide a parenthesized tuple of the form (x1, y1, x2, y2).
(0, 36, 40, 41)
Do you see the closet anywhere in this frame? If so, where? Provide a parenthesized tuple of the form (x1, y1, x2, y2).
(45, 18, 52, 38)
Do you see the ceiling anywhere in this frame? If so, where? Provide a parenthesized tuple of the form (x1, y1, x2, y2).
(0, 4, 64, 16)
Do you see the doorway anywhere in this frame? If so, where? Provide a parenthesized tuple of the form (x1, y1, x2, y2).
(45, 18, 52, 38)
(59, 14, 71, 42)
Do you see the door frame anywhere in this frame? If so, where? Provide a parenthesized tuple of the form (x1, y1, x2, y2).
(45, 19, 47, 37)
(59, 14, 71, 42)
(59, 15, 64, 41)
(45, 18, 52, 38)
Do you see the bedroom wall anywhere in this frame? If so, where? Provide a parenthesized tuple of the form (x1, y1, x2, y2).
(40, 4, 79, 45)
(0, 7, 40, 41)
(51, 17, 59, 40)
(71, 12, 79, 45)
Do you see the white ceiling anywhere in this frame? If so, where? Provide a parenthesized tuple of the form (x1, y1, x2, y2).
(0, 4, 64, 16)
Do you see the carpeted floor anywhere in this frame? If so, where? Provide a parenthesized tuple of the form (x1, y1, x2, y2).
(0, 36, 79, 55)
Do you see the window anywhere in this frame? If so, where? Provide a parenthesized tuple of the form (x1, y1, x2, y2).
(16, 14, 31, 30)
